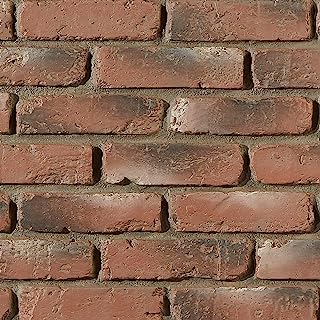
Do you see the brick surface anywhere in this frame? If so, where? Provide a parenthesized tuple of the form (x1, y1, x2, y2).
(257, 240, 320, 280)
(0, 47, 88, 86)
(17, 95, 165, 134)
(169, 97, 314, 135)
(0, 239, 94, 280)
(18, 0, 161, 40)
(19, 287, 164, 320)
(0, 0, 14, 40)
(0, 93, 15, 134)
(103, 143, 245, 186)
(0, 144, 92, 184)
(0, 289, 15, 320)
(253, 49, 320, 88)
(18, 193, 163, 233)
(169, 192, 315, 233)
(101, 238, 254, 280)
(251, 145, 320, 184)
(171, 287, 319, 320)
(0, 194, 11, 232)
(94, 46, 245, 88)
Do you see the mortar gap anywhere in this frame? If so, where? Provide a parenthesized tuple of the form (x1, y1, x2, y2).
(311, 1, 318, 39)
(9, 94, 18, 135)
(163, 289, 171, 317)
(238, 146, 251, 187)
(243, 51, 253, 90)
(160, 4, 168, 40)
(12, 0, 18, 39)
(9, 200, 17, 234)
(11, 290, 19, 319)
(92, 147, 103, 184)
(160, 196, 170, 232)
(311, 100, 319, 133)
(80, 51, 93, 85)
(93, 246, 102, 278)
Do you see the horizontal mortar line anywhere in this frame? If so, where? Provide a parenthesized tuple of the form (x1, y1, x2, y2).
(1, 39, 320, 49)
(1, 278, 320, 290)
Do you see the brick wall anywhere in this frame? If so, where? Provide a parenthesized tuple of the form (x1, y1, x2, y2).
(0, 0, 319, 319)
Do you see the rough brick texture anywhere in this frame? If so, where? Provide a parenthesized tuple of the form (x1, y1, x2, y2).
(257, 240, 320, 280)
(17, 95, 165, 134)
(18, 193, 163, 233)
(0, 194, 11, 232)
(171, 287, 319, 320)
(167, 0, 312, 42)
(0, 0, 14, 40)
(0, 47, 88, 86)
(18, 0, 162, 40)
(0, 93, 15, 134)
(0, 239, 94, 280)
(0, 144, 92, 184)
(169, 192, 316, 233)
(253, 49, 320, 88)
(103, 143, 244, 186)
(101, 238, 254, 280)
(19, 287, 164, 320)
(251, 145, 320, 184)
(94, 46, 245, 88)
(169, 97, 315, 135)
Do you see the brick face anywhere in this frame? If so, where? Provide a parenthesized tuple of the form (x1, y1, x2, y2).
(94, 46, 245, 88)
(0, 0, 14, 40)
(18, 0, 162, 40)
(169, 192, 316, 233)
(169, 97, 315, 135)
(18, 193, 163, 233)
(101, 238, 254, 280)
(103, 143, 245, 186)
(0, 289, 15, 319)
(17, 95, 165, 134)
(167, 0, 312, 41)
(19, 287, 164, 320)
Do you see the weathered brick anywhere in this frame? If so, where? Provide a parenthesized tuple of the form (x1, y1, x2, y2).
(103, 143, 245, 186)
(167, 0, 312, 41)
(18, 193, 163, 233)
(0, 1, 14, 40)
(257, 240, 320, 280)
(101, 238, 254, 280)
(94, 46, 244, 88)
(0, 144, 92, 184)
(17, 95, 165, 134)
(0, 93, 15, 134)
(0, 194, 11, 232)
(169, 97, 314, 135)
(18, 0, 161, 40)
(171, 287, 319, 320)
(0, 289, 15, 319)
(19, 287, 164, 320)
(251, 145, 320, 184)
(253, 49, 320, 88)
(0, 239, 94, 280)
(0, 47, 88, 86)
(169, 192, 315, 233)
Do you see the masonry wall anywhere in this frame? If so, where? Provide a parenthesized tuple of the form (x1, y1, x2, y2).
(0, 0, 319, 319)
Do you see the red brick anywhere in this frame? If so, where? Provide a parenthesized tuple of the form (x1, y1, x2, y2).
(18, 193, 163, 233)
(18, 0, 161, 41)
(103, 143, 244, 186)
(17, 95, 165, 134)
(94, 46, 244, 88)
(0, 47, 88, 86)
(0, 93, 15, 134)
(0, 239, 94, 280)
(257, 240, 320, 280)
(101, 238, 253, 280)
(169, 192, 315, 233)
(0, 194, 11, 233)
(169, 97, 314, 135)
(0, 289, 15, 319)
(167, 0, 312, 41)
(171, 287, 319, 320)
(0, 1, 14, 40)
(251, 145, 320, 184)
(0, 144, 92, 184)
(19, 287, 164, 320)
(253, 49, 320, 88)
